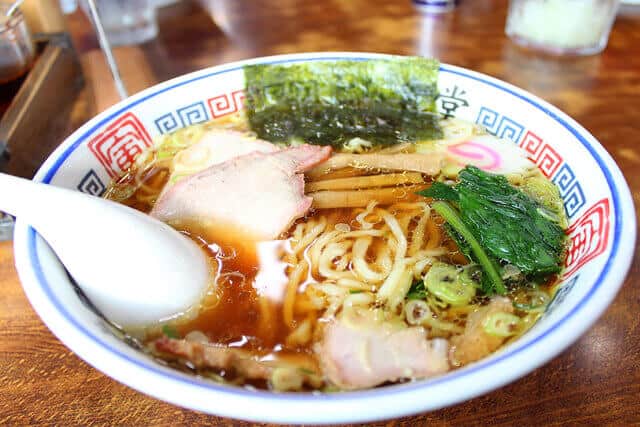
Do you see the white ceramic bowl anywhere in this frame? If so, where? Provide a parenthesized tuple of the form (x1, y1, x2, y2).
(13, 53, 636, 424)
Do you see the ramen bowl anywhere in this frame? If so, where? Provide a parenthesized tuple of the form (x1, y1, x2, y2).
(13, 52, 635, 424)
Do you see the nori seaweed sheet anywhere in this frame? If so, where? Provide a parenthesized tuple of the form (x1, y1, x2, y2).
(244, 57, 443, 147)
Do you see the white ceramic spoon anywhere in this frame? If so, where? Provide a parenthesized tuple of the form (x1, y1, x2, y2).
(1, 173, 210, 326)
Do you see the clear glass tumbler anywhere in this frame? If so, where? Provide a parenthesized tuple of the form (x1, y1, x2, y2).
(506, 0, 620, 55)
(0, 5, 35, 85)
(81, 0, 158, 46)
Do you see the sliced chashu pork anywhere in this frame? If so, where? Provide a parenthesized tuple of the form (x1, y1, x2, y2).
(154, 336, 322, 390)
(450, 296, 514, 366)
(165, 130, 279, 191)
(318, 309, 450, 390)
(151, 144, 332, 240)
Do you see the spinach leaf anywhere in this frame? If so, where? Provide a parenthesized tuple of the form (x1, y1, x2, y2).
(421, 166, 567, 294)
(419, 181, 458, 201)
(431, 201, 506, 295)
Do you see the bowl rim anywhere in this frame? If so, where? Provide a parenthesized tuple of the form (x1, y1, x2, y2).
(12, 52, 637, 424)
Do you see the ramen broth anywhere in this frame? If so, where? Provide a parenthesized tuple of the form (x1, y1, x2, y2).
(105, 117, 565, 391)
(112, 168, 444, 352)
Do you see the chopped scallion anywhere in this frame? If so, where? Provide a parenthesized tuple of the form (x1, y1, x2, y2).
(482, 312, 521, 337)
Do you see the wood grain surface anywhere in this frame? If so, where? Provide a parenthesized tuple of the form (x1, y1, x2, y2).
(1, 0, 639, 425)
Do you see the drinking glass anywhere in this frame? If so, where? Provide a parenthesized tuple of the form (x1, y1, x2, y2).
(81, 0, 158, 46)
(0, 5, 35, 85)
(506, 0, 620, 55)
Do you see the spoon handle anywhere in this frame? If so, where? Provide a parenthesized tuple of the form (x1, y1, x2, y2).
(0, 173, 71, 221)
(0, 172, 132, 254)
(0, 173, 117, 232)
(0, 172, 171, 252)
(2, 172, 211, 326)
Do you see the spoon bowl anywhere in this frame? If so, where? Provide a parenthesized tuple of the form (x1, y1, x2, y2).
(0, 172, 210, 326)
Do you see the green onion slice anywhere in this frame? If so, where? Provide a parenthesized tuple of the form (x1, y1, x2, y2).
(482, 312, 521, 337)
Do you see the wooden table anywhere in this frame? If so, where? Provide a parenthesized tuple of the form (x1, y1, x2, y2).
(1, 0, 639, 425)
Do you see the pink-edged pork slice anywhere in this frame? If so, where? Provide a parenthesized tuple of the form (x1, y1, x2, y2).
(318, 309, 450, 390)
(166, 130, 279, 191)
(151, 144, 332, 241)
(450, 296, 514, 366)
(153, 336, 323, 390)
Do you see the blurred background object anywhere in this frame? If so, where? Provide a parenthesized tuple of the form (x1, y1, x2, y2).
(619, 0, 640, 14)
(69, 0, 167, 113)
(506, 0, 620, 55)
(21, 0, 66, 33)
(82, 0, 129, 101)
(413, 0, 457, 14)
(81, 48, 154, 112)
(196, 0, 233, 34)
(79, 0, 158, 46)
(0, 0, 82, 182)
(154, 0, 180, 7)
(0, 3, 35, 111)
(0, 1, 35, 239)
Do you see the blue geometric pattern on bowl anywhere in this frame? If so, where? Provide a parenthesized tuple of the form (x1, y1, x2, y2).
(476, 106, 524, 144)
(77, 169, 106, 196)
(475, 108, 585, 219)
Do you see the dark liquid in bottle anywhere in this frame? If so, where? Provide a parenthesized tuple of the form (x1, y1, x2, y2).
(0, 67, 30, 119)
(0, 7, 35, 119)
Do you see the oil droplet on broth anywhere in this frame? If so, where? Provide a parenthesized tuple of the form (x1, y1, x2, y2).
(335, 223, 351, 232)
(170, 218, 292, 350)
